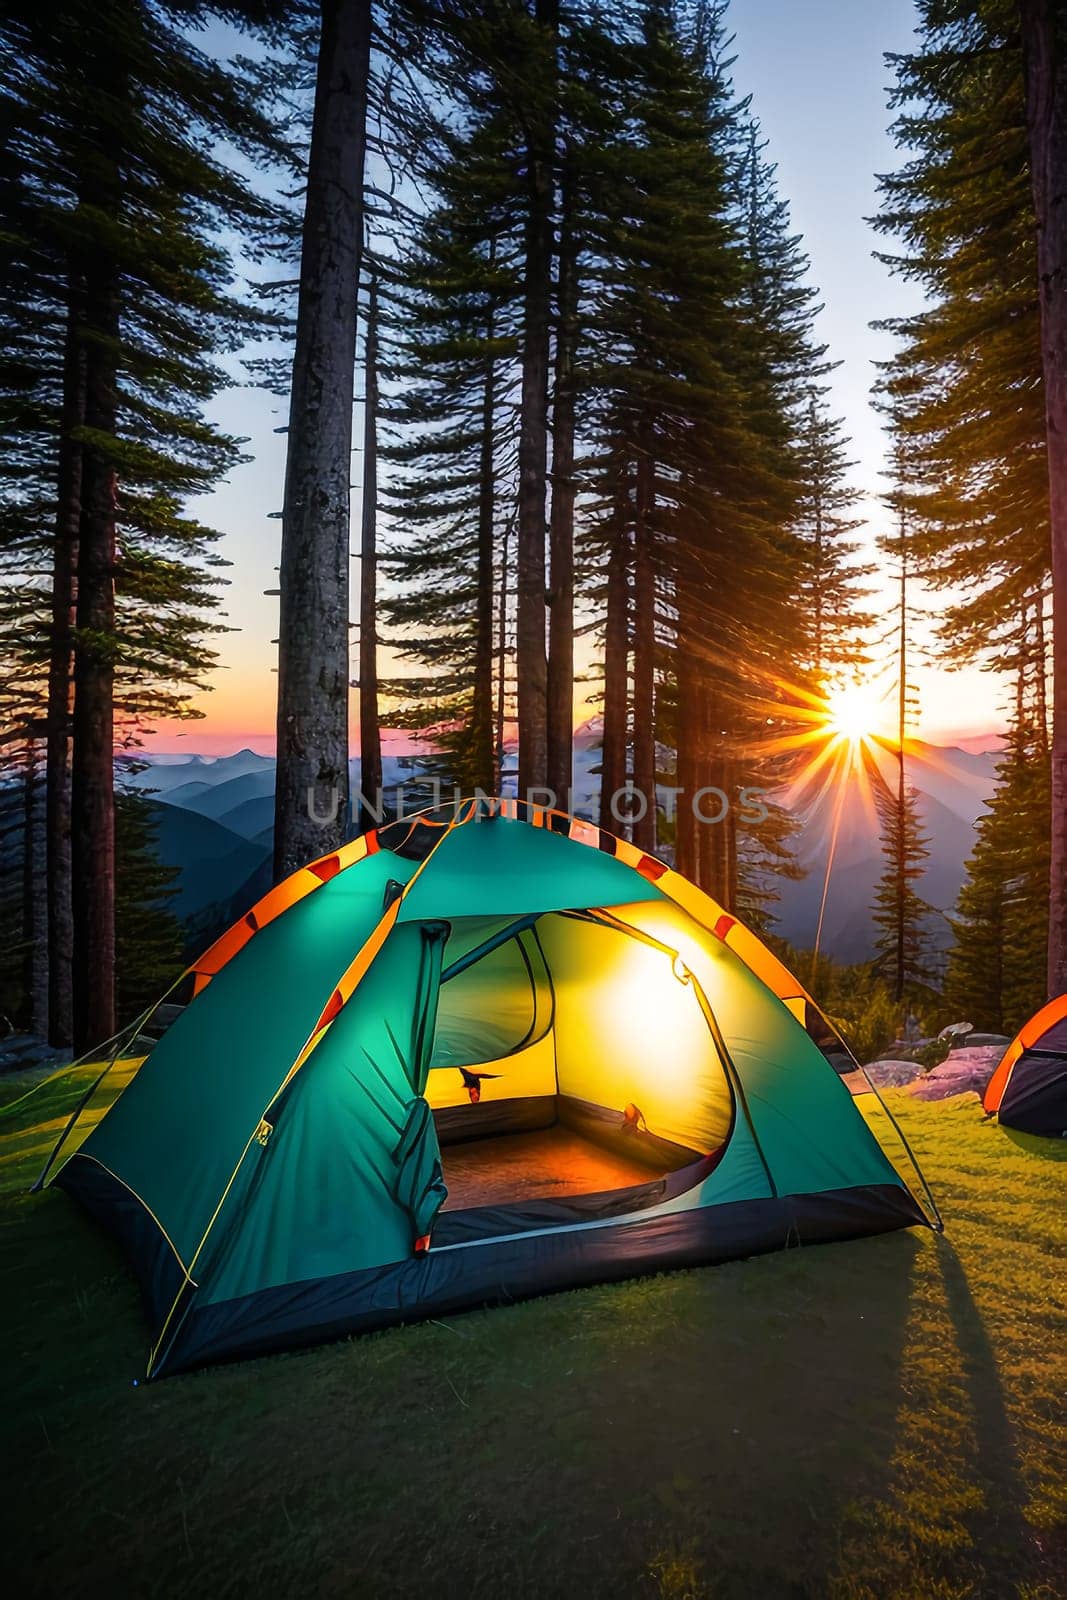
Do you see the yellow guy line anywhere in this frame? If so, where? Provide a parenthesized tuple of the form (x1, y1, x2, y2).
(146, 798, 476, 1375)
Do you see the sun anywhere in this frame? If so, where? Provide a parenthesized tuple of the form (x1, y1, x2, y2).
(826, 680, 884, 748)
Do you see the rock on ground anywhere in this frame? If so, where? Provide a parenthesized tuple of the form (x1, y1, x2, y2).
(907, 1045, 1003, 1103)
(860, 1059, 926, 1089)
(0, 1034, 71, 1077)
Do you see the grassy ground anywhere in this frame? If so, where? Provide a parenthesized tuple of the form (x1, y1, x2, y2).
(1, 1069, 1063, 1599)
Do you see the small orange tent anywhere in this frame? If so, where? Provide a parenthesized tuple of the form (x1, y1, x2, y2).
(983, 994, 1067, 1137)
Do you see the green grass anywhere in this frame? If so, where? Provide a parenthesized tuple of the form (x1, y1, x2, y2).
(1, 1069, 1063, 1599)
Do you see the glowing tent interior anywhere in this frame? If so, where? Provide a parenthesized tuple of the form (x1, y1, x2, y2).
(37, 801, 934, 1377)
(983, 994, 1067, 1137)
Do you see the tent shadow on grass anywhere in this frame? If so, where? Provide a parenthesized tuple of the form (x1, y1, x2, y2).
(1000, 1124, 1067, 1162)
(932, 1237, 1037, 1585)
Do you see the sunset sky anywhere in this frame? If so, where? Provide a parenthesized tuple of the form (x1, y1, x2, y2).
(154, 0, 1008, 758)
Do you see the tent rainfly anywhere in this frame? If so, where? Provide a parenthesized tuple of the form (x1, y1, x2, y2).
(983, 994, 1067, 1137)
(38, 801, 934, 1377)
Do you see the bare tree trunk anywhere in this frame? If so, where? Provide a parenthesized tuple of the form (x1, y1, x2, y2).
(71, 269, 118, 1054)
(697, 686, 718, 897)
(472, 261, 497, 793)
(894, 551, 907, 1004)
(675, 584, 699, 880)
(495, 515, 510, 790)
(46, 276, 85, 1047)
(1022, 0, 1067, 996)
(631, 441, 656, 851)
(515, 0, 557, 801)
(358, 272, 382, 828)
(1035, 589, 1049, 751)
(22, 740, 40, 1032)
(725, 773, 739, 913)
(274, 0, 370, 879)
(547, 150, 576, 809)
(599, 471, 630, 832)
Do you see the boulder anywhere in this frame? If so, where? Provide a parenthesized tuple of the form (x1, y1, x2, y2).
(907, 1045, 1002, 1102)
(952, 1031, 1010, 1050)
(0, 1034, 71, 1077)
(861, 1059, 926, 1089)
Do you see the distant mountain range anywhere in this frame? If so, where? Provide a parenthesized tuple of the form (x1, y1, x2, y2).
(774, 740, 998, 961)
(123, 737, 1000, 963)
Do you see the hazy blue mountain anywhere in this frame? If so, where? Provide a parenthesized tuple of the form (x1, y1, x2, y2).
(218, 793, 275, 840)
(122, 748, 273, 796)
(160, 778, 214, 807)
(145, 800, 269, 922)
(173, 769, 277, 822)
(776, 785, 978, 960)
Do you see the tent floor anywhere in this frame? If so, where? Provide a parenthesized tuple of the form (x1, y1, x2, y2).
(440, 1125, 663, 1211)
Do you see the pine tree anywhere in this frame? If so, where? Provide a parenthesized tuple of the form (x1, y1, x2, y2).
(945, 740, 1049, 1032)
(794, 389, 871, 679)
(874, 1, 1045, 664)
(868, 515, 935, 1002)
(945, 602, 1051, 1030)
(0, 0, 291, 1047)
(380, 101, 523, 794)
(1019, 0, 1067, 996)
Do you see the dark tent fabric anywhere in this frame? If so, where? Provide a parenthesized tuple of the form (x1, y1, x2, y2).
(37, 801, 932, 1377)
(984, 994, 1067, 1138)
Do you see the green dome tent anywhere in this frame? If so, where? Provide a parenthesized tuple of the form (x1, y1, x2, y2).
(38, 800, 934, 1378)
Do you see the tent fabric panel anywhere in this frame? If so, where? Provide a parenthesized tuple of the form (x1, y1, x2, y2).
(395, 814, 667, 922)
(431, 924, 552, 1069)
(602, 902, 905, 1198)
(192, 924, 446, 1311)
(153, 1181, 924, 1376)
(983, 993, 1067, 1111)
(653, 868, 807, 1002)
(1033, 1014, 1067, 1052)
(999, 1055, 1067, 1137)
(68, 848, 416, 1267)
(433, 1094, 558, 1145)
(537, 912, 734, 1156)
(426, 1034, 557, 1109)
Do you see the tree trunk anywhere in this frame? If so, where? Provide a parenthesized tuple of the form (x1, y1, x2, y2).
(274, 0, 370, 880)
(358, 271, 382, 828)
(894, 552, 907, 1004)
(71, 270, 119, 1054)
(547, 149, 577, 809)
(1035, 589, 1049, 751)
(631, 441, 656, 851)
(46, 275, 85, 1047)
(1022, 0, 1067, 997)
(599, 471, 630, 833)
(675, 583, 700, 880)
(22, 739, 42, 1033)
(495, 515, 510, 790)
(515, 0, 557, 801)
(472, 263, 497, 793)
(725, 756, 739, 913)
